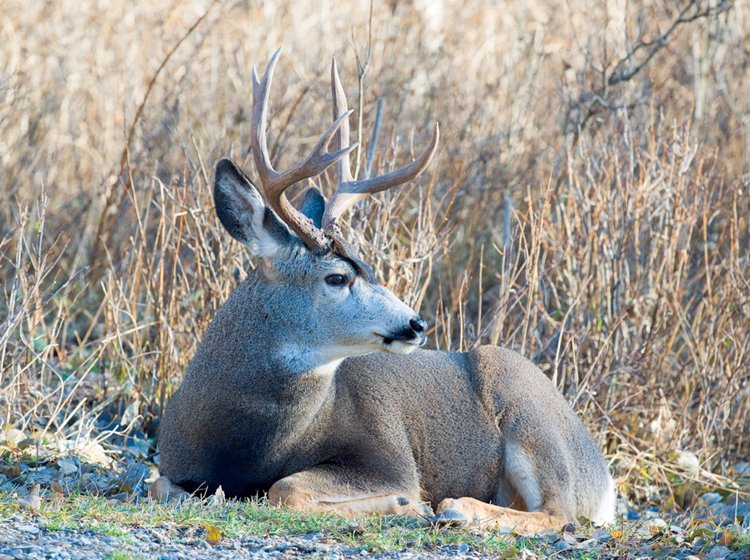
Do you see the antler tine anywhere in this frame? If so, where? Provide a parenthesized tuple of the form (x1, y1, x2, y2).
(250, 49, 358, 253)
(330, 58, 354, 184)
(322, 59, 440, 231)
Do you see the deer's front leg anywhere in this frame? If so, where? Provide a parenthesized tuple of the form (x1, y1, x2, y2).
(268, 466, 431, 519)
(435, 497, 564, 535)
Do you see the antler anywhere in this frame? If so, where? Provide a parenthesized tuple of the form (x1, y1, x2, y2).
(321, 58, 440, 232)
(251, 49, 358, 253)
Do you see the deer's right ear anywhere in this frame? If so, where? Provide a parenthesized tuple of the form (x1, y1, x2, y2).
(214, 158, 293, 257)
(299, 187, 325, 228)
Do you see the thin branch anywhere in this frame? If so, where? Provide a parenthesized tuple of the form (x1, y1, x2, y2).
(561, 0, 730, 167)
(349, 0, 374, 179)
(364, 97, 384, 179)
(608, 0, 731, 86)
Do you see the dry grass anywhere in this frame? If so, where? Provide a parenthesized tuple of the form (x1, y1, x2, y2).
(1, 0, 749, 511)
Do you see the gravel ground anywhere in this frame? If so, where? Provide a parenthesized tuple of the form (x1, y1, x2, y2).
(0, 516, 487, 560)
(2, 514, 749, 559)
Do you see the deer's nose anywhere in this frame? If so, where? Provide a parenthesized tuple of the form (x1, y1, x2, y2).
(409, 317, 427, 335)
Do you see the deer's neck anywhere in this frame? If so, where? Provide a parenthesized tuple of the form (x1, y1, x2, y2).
(194, 274, 346, 441)
(243, 344, 341, 455)
(277, 342, 345, 378)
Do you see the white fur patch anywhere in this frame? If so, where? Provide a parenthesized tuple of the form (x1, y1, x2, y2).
(281, 343, 360, 377)
(310, 358, 344, 377)
(591, 475, 616, 525)
(503, 442, 542, 511)
(232, 188, 281, 258)
(216, 176, 282, 258)
(381, 339, 420, 354)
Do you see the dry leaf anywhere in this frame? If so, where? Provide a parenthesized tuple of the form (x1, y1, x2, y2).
(204, 524, 222, 545)
(650, 397, 676, 443)
(649, 519, 667, 535)
(18, 484, 41, 511)
(717, 531, 733, 546)
(497, 546, 521, 559)
(686, 526, 714, 542)
(674, 450, 700, 477)
(51, 481, 65, 497)
(2, 428, 27, 447)
(77, 441, 113, 467)
(57, 457, 78, 475)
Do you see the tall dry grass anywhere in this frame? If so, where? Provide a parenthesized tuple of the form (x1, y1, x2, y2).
(1, 0, 748, 504)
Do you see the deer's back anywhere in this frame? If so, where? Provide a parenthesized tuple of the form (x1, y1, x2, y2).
(338, 346, 609, 509)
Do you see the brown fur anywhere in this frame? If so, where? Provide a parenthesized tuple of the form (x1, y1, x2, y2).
(154, 128, 615, 536)
(157, 258, 615, 531)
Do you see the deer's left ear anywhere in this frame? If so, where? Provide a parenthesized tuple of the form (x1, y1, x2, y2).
(299, 187, 326, 228)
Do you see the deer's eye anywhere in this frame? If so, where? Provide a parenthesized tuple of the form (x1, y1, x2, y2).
(325, 273, 349, 287)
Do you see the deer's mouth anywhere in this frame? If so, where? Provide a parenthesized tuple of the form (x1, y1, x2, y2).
(375, 332, 426, 353)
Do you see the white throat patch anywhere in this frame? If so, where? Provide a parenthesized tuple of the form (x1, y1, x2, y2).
(310, 358, 344, 377)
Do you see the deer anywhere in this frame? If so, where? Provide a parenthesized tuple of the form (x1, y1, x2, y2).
(152, 50, 616, 534)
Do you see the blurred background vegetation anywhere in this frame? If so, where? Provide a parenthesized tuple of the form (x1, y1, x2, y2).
(1, 0, 748, 510)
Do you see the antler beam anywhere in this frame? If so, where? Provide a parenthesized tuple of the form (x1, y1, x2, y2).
(250, 49, 358, 253)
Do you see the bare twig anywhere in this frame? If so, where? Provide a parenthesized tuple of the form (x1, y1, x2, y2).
(608, 0, 731, 86)
(364, 97, 384, 179)
(349, 0, 374, 179)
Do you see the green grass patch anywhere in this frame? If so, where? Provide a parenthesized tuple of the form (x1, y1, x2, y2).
(0, 490, 524, 554)
(1, 490, 747, 558)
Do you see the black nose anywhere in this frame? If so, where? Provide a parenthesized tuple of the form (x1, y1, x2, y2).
(409, 317, 427, 335)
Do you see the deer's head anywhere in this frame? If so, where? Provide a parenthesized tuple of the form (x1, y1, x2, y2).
(214, 50, 438, 365)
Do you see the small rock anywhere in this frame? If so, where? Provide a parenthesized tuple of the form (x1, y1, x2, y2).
(561, 532, 578, 546)
(705, 545, 731, 560)
(692, 538, 710, 550)
(456, 543, 470, 553)
(17, 485, 41, 511)
(592, 528, 612, 542)
(625, 508, 641, 520)
(16, 524, 40, 535)
(57, 457, 78, 475)
(561, 522, 577, 534)
(698, 492, 723, 506)
(649, 518, 668, 534)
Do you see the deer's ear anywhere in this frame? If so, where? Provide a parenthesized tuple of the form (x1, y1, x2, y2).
(214, 158, 293, 257)
(299, 187, 325, 228)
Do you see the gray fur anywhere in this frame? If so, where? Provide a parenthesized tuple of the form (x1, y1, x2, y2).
(156, 159, 615, 525)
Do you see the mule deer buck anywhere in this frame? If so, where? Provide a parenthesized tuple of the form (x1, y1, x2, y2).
(153, 50, 616, 534)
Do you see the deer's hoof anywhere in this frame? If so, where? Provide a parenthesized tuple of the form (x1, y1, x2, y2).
(149, 476, 191, 503)
(395, 497, 434, 519)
